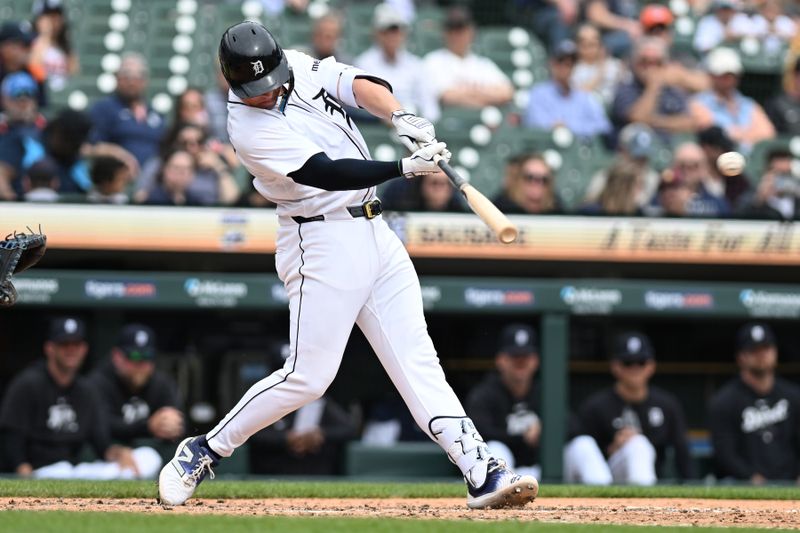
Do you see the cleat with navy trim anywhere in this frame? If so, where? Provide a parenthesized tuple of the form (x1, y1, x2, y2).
(158, 436, 220, 506)
(466, 458, 539, 509)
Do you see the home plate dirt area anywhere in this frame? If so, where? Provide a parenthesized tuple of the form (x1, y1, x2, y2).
(2, 497, 798, 528)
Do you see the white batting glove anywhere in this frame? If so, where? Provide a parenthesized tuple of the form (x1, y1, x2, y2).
(400, 142, 451, 178)
(391, 110, 436, 153)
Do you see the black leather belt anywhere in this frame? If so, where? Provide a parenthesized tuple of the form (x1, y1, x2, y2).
(292, 199, 382, 224)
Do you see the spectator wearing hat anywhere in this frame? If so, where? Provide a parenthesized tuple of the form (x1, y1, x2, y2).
(493, 152, 564, 215)
(524, 40, 611, 139)
(736, 147, 800, 220)
(248, 342, 358, 475)
(697, 125, 751, 205)
(690, 48, 775, 153)
(22, 157, 60, 202)
(30, 0, 78, 92)
(0, 20, 47, 111)
(584, 0, 642, 58)
(0, 317, 161, 479)
(584, 123, 661, 208)
(0, 71, 47, 200)
(422, 7, 514, 114)
(693, 0, 750, 54)
(647, 167, 694, 217)
(89, 324, 184, 445)
(356, 4, 438, 121)
(639, 4, 710, 93)
(611, 38, 695, 142)
(766, 57, 800, 136)
(89, 52, 163, 168)
(564, 332, 692, 485)
(708, 323, 800, 484)
(572, 24, 626, 107)
(466, 324, 543, 480)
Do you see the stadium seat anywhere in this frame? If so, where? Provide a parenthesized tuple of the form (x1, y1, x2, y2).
(345, 442, 460, 479)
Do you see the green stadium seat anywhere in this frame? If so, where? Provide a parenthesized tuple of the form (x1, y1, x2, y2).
(745, 136, 797, 184)
(345, 442, 460, 479)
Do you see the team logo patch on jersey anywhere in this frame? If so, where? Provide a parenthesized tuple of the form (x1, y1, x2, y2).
(313, 88, 353, 128)
(251, 60, 264, 76)
(47, 398, 79, 432)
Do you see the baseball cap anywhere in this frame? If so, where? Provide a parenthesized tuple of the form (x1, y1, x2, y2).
(552, 40, 578, 61)
(33, 0, 64, 16)
(1, 72, 38, 99)
(697, 126, 735, 152)
(640, 4, 675, 29)
(373, 3, 407, 30)
(498, 324, 539, 356)
(612, 332, 655, 363)
(736, 322, 776, 352)
(48, 316, 87, 343)
(443, 7, 474, 30)
(117, 324, 157, 361)
(619, 123, 656, 159)
(706, 47, 743, 76)
(0, 21, 35, 46)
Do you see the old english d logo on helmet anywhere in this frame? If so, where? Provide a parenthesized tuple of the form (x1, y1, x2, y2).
(218, 21, 295, 108)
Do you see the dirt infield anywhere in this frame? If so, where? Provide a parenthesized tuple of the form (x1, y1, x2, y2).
(2, 497, 799, 528)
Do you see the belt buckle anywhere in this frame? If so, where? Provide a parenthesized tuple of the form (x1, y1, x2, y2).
(363, 199, 381, 219)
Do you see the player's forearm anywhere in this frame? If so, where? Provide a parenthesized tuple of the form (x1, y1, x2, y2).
(289, 152, 400, 191)
(353, 78, 403, 121)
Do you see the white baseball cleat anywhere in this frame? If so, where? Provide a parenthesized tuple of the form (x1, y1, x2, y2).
(158, 435, 220, 506)
(466, 458, 539, 509)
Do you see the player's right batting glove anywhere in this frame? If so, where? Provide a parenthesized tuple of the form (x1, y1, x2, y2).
(391, 110, 437, 153)
(400, 142, 451, 178)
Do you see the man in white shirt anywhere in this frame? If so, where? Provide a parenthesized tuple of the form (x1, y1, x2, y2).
(693, 0, 750, 55)
(422, 7, 514, 112)
(355, 4, 438, 121)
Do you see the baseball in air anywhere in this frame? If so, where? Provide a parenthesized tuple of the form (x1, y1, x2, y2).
(716, 151, 746, 176)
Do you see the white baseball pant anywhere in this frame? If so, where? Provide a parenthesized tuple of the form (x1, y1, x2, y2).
(563, 434, 657, 485)
(205, 215, 488, 480)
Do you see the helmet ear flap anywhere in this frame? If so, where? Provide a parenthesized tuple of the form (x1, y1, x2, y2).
(278, 66, 295, 114)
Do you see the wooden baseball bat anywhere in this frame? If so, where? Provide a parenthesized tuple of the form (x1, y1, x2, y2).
(436, 158, 518, 244)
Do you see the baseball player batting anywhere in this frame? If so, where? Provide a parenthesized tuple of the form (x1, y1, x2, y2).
(158, 21, 537, 509)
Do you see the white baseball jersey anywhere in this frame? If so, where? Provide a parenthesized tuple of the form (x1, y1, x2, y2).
(227, 50, 382, 218)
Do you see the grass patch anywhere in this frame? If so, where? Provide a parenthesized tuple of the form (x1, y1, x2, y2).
(0, 511, 783, 533)
(0, 479, 798, 500)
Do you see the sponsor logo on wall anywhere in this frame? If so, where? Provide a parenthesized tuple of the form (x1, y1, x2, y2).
(560, 286, 621, 314)
(464, 288, 534, 308)
(644, 291, 714, 311)
(184, 278, 248, 307)
(739, 289, 800, 317)
(420, 285, 442, 309)
(85, 280, 157, 300)
(14, 278, 60, 304)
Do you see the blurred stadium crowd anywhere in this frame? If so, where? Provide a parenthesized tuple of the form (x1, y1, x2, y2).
(1, 0, 800, 218)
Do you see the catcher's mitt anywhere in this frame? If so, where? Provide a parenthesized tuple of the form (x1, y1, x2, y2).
(0, 227, 47, 307)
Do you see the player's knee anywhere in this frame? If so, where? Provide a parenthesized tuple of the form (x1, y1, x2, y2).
(624, 434, 656, 461)
(564, 436, 612, 485)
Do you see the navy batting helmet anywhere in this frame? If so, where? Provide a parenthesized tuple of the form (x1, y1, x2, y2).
(218, 21, 294, 110)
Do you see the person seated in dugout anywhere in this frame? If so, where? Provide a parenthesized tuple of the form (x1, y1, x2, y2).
(0, 317, 162, 479)
(467, 324, 543, 480)
(564, 331, 693, 485)
(90, 324, 184, 445)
